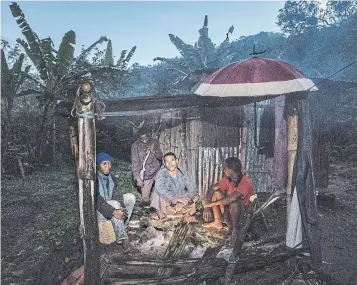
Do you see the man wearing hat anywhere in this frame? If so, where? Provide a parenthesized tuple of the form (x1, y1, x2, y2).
(96, 152, 136, 247)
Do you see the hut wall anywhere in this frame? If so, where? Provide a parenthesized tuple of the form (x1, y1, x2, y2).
(158, 108, 202, 186)
(158, 106, 243, 198)
(245, 101, 273, 193)
(197, 147, 239, 198)
(198, 106, 243, 197)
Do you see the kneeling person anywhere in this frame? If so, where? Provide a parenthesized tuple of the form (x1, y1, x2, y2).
(203, 157, 256, 241)
(96, 152, 136, 247)
(151, 152, 198, 220)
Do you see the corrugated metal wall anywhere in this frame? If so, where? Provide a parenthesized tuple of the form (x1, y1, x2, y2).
(245, 101, 273, 193)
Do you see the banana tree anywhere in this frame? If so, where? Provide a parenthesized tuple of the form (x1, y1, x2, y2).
(1, 49, 39, 127)
(9, 2, 111, 164)
(96, 40, 137, 98)
(9, 2, 79, 164)
(154, 15, 235, 92)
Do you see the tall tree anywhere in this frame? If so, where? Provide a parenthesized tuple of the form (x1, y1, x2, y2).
(277, 1, 357, 35)
(8, 2, 109, 164)
(1, 47, 35, 127)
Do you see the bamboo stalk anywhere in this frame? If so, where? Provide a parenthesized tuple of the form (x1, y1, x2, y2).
(214, 148, 219, 184)
(203, 148, 209, 198)
(198, 147, 202, 197)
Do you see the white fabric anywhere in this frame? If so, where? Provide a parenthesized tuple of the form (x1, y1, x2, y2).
(97, 195, 136, 241)
(286, 187, 303, 249)
(194, 78, 318, 97)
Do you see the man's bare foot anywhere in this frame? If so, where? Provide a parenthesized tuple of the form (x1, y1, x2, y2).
(202, 221, 223, 230)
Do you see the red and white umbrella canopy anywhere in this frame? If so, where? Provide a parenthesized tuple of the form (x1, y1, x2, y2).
(194, 57, 318, 97)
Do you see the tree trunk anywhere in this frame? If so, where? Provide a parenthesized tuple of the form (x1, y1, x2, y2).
(35, 100, 52, 166)
(76, 84, 101, 285)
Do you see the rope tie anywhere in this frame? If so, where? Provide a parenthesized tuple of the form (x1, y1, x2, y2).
(76, 111, 95, 119)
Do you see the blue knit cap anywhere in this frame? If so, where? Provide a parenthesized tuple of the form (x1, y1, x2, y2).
(96, 152, 113, 164)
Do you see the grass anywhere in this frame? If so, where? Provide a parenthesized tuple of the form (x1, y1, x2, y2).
(1, 159, 138, 285)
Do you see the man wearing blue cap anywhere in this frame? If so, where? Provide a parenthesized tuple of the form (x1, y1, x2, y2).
(96, 152, 136, 248)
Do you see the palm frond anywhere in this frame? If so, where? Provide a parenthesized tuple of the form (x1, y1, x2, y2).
(11, 53, 25, 91)
(121, 46, 136, 69)
(169, 34, 203, 70)
(76, 36, 108, 63)
(16, 65, 32, 92)
(10, 2, 48, 80)
(1, 49, 11, 97)
(103, 39, 114, 66)
(56, 30, 76, 79)
(116, 50, 127, 68)
(41, 37, 56, 76)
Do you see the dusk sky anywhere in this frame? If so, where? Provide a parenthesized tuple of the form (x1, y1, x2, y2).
(1, 1, 285, 66)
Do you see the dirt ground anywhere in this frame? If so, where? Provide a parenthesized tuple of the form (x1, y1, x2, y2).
(1, 161, 357, 285)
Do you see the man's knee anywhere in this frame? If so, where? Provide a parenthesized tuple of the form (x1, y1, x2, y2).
(229, 200, 244, 213)
(212, 190, 225, 202)
(107, 200, 121, 209)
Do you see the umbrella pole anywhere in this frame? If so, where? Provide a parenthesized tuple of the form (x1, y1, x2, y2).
(286, 103, 298, 220)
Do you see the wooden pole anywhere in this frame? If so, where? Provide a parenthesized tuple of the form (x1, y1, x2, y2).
(286, 102, 298, 220)
(76, 82, 100, 285)
(240, 105, 248, 169)
(69, 118, 80, 181)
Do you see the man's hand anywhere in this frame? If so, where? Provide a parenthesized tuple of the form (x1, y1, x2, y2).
(112, 209, 125, 220)
(202, 199, 212, 208)
(203, 208, 213, 222)
(136, 178, 144, 188)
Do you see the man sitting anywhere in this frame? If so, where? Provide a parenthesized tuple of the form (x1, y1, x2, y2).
(203, 157, 256, 241)
(150, 152, 198, 220)
(96, 152, 136, 248)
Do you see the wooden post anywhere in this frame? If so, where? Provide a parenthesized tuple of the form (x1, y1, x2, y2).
(286, 102, 298, 219)
(76, 82, 100, 285)
(240, 105, 248, 169)
(69, 117, 80, 181)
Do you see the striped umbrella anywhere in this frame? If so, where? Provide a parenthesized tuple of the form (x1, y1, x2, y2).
(194, 57, 318, 97)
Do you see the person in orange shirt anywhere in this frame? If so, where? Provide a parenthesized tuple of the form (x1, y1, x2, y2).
(202, 157, 256, 241)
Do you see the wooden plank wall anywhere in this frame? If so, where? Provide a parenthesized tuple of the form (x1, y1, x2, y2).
(157, 107, 243, 198)
(197, 147, 239, 198)
(158, 108, 202, 185)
